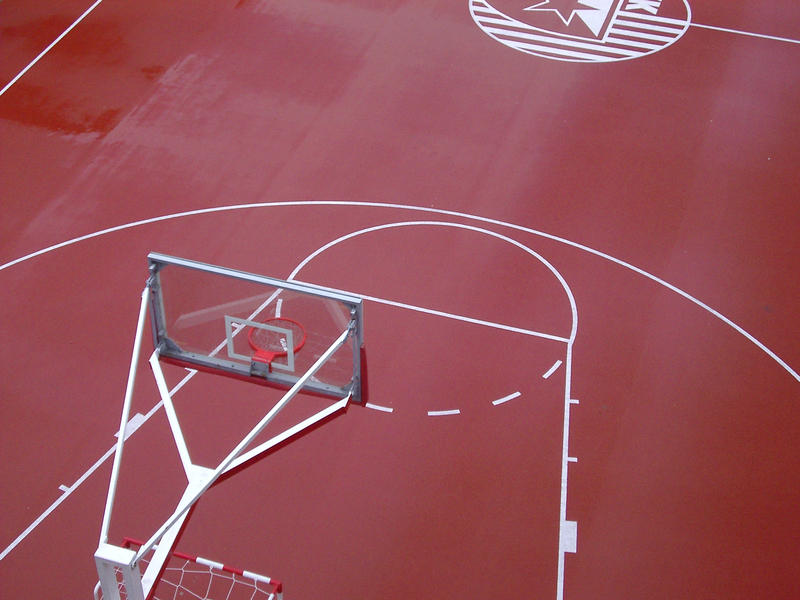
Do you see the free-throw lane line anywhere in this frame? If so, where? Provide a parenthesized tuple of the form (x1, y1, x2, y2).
(355, 291, 568, 343)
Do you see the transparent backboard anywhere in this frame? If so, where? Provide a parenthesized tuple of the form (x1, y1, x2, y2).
(147, 253, 364, 401)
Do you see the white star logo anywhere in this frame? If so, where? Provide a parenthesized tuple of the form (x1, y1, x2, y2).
(525, 0, 595, 25)
(524, 0, 617, 36)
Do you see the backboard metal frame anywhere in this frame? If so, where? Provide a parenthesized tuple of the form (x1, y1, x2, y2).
(146, 252, 365, 401)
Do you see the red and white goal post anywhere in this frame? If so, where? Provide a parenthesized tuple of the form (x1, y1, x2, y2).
(94, 538, 282, 600)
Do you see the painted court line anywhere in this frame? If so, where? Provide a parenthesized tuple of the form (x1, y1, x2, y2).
(690, 22, 800, 45)
(0, 407, 163, 561)
(543, 360, 563, 379)
(427, 409, 461, 416)
(0, 0, 105, 97)
(0, 14, 791, 597)
(1, 438, 116, 561)
(114, 412, 146, 439)
(2, 199, 797, 584)
(556, 344, 575, 600)
(287, 220, 575, 344)
(365, 403, 394, 413)
(3, 201, 790, 383)
(356, 291, 568, 343)
(492, 391, 521, 406)
(561, 520, 578, 554)
(2, 408, 150, 560)
(170, 371, 196, 396)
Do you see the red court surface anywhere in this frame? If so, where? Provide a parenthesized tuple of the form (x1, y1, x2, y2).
(1, 2, 798, 599)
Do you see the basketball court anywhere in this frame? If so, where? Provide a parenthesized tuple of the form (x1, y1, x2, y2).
(1, 2, 798, 599)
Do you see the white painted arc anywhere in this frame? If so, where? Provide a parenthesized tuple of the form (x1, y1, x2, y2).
(285, 220, 578, 344)
(0, 200, 795, 383)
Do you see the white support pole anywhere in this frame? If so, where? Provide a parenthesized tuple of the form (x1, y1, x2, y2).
(149, 350, 193, 477)
(94, 543, 144, 600)
(224, 394, 350, 474)
(99, 286, 151, 545)
(140, 466, 213, 597)
(136, 325, 353, 562)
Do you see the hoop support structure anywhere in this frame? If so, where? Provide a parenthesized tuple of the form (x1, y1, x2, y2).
(95, 269, 360, 600)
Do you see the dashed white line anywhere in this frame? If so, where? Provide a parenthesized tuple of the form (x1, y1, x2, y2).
(427, 409, 461, 417)
(543, 360, 563, 379)
(492, 391, 521, 406)
(365, 403, 394, 413)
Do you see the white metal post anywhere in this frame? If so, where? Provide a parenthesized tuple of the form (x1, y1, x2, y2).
(98, 286, 151, 545)
(135, 325, 353, 562)
(95, 543, 144, 600)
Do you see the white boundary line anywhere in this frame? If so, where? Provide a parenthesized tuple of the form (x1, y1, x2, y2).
(557, 345, 575, 600)
(0, 201, 793, 383)
(0, 0, 106, 98)
(427, 409, 461, 416)
(690, 22, 800, 45)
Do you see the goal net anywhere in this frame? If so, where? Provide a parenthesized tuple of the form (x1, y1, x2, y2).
(94, 538, 283, 600)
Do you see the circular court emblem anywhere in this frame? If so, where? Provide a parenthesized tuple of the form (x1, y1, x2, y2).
(470, 0, 691, 62)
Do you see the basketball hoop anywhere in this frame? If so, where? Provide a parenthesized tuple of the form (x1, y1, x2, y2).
(247, 317, 306, 370)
